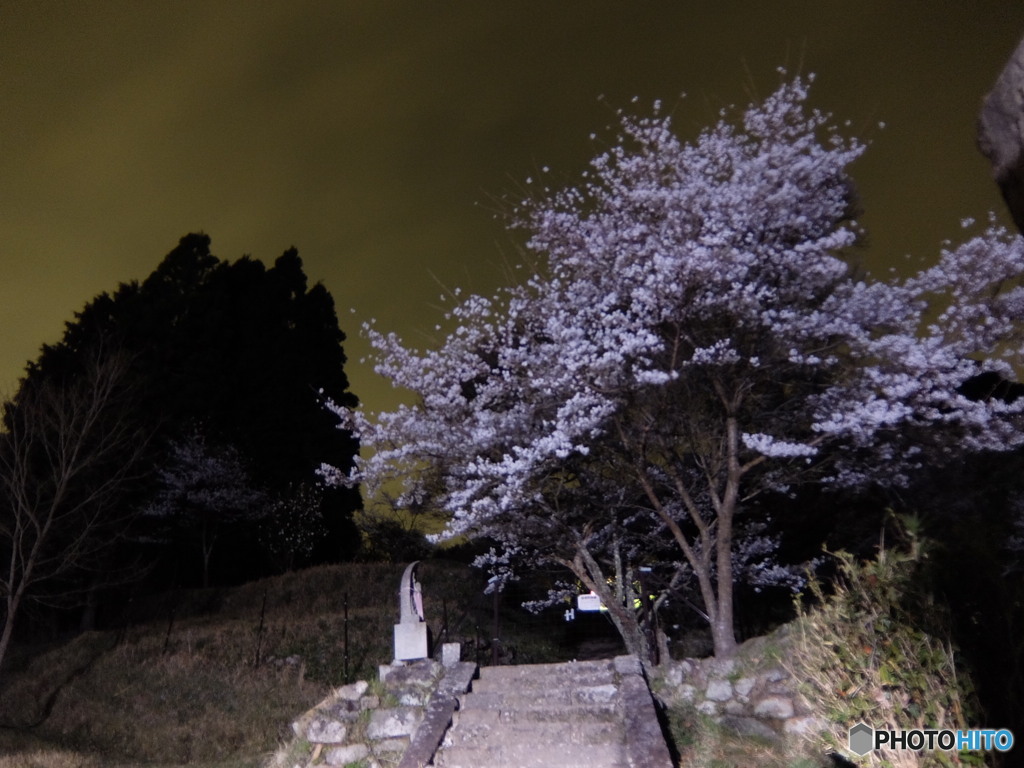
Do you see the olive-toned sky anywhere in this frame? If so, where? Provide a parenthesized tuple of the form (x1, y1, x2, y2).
(3, 1, 1024, 415)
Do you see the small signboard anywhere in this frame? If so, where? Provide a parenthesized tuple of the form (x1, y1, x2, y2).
(576, 592, 604, 612)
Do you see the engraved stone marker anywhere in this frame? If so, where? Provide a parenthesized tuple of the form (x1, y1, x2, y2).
(393, 561, 429, 661)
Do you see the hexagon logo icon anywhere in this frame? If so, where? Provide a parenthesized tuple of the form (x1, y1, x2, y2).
(849, 722, 873, 756)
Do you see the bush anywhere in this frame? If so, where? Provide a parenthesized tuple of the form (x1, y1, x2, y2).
(788, 518, 977, 767)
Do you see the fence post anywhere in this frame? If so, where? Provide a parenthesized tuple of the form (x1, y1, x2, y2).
(253, 588, 267, 668)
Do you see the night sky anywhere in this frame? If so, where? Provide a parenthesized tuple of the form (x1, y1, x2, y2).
(3, 2, 1024, 416)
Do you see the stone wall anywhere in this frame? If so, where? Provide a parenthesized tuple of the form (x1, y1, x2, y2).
(279, 651, 475, 768)
(653, 632, 827, 743)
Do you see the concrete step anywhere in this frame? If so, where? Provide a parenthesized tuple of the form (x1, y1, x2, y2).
(459, 687, 619, 712)
(445, 716, 621, 747)
(477, 660, 615, 684)
(471, 676, 619, 696)
(430, 656, 669, 768)
(452, 707, 620, 729)
(435, 740, 628, 768)
(456, 702, 620, 724)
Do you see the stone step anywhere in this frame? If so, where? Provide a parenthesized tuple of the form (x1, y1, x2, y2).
(452, 707, 619, 728)
(460, 685, 619, 709)
(430, 656, 669, 768)
(471, 675, 618, 696)
(457, 697, 620, 722)
(477, 660, 615, 684)
(434, 740, 628, 768)
(445, 716, 621, 747)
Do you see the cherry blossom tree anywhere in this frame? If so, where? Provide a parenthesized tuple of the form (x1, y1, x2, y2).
(145, 428, 266, 587)
(259, 482, 328, 572)
(325, 75, 1024, 659)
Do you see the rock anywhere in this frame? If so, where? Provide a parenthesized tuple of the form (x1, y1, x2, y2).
(663, 663, 684, 688)
(696, 700, 717, 716)
(753, 696, 794, 720)
(723, 700, 745, 715)
(307, 716, 347, 744)
(399, 690, 431, 706)
(706, 657, 736, 678)
(374, 736, 409, 753)
(367, 706, 422, 739)
(979, 36, 1024, 235)
(442, 642, 461, 667)
(733, 676, 756, 701)
(676, 684, 697, 703)
(325, 743, 370, 766)
(336, 680, 369, 701)
(705, 679, 732, 702)
(325, 702, 361, 723)
(384, 659, 441, 689)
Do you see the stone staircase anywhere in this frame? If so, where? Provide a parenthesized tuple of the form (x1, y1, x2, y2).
(431, 656, 672, 768)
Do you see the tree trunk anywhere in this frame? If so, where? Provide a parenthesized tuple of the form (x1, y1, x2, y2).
(709, 412, 743, 659)
(570, 544, 652, 665)
(0, 589, 25, 678)
(201, 520, 215, 589)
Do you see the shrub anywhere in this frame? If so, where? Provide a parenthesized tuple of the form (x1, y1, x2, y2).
(789, 518, 977, 767)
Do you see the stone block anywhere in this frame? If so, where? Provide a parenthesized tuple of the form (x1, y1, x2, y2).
(442, 642, 461, 666)
(663, 663, 684, 687)
(325, 743, 369, 766)
(367, 706, 422, 740)
(384, 659, 441, 689)
(307, 716, 347, 744)
(374, 736, 409, 753)
(394, 621, 429, 661)
(336, 680, 369, 700)
(723, 700, 745, 715)
(705, 679, 732, 702)
(733, 676, 756, 700)
(706, 657, 737, 678)
(753, 695, 794, 719)
(325, 699, 361, 723)
(399, 690, 430, 706)
(696, 700, 717, 716)
(676, 684, 697, 703)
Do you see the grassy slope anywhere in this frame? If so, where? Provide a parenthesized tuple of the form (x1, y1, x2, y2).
(0, 560, 565, 768)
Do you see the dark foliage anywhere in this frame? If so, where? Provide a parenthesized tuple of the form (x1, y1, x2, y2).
(18, 234, 361, 601)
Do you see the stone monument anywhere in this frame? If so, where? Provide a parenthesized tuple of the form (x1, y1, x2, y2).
(393, 561, 429, 661)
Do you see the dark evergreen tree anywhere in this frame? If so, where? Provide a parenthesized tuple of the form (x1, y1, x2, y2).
(22, 234, 361, 590)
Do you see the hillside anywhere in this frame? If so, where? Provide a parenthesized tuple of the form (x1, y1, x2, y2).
(0, 561, 571, 768)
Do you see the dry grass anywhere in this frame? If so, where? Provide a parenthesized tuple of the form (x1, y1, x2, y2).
(785, 536, 973, 768)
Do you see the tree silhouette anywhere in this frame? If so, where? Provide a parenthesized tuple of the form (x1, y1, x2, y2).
(21, 234, 361, 589)
(0, 349, 144, 674)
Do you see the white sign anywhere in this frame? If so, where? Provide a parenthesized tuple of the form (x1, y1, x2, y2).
(576, 592, 604, 612)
